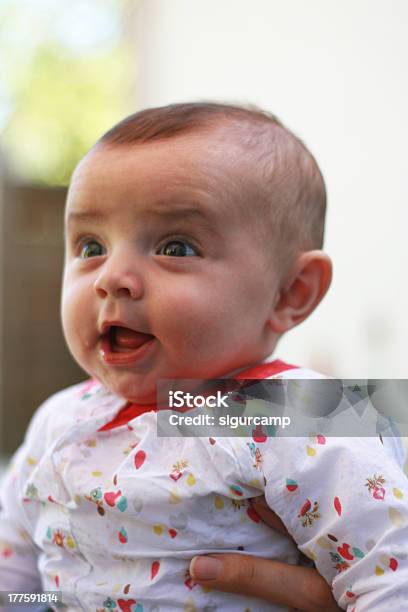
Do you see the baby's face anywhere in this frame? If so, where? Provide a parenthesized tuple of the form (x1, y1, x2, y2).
(62, 132, 280, 403)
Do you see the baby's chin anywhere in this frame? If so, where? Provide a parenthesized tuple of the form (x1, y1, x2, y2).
(90, 359, 259, 405)
(110, 380, 157, 406)
(85, 367, 157, 406)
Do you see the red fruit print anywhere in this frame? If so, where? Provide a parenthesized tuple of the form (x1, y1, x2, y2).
(104, 490, 122, 507)
(184, 576, 196, 590)
(316, 434, 326, 445)
(151, 560, 160, 580)
(252, 425, 267, 443)
(48, 495, 56, 503)
(346, 590, 355, 599)
(389, 558, 398, 571)
(365, 474, 386, 500)
(299, 499, 320, 527)
(118, 527, 128, 543)
(247, 507, 261, 523)
(170, 472, 183, 482)
(134, 450, 146, 470)
(334, 497, 342, 516)
(117, 599, 136, 612)
(55, 575, 59, 588)
(1, 547, 12, 558)
(285, 479, 298, 492)
(184, 568, 196, 590)
(300, 499, 311, 516)
(373, 486, 385, 501)
(338, 543, 354, 561)
(230, 484, 244, 497)
(168, 528, 178, 538)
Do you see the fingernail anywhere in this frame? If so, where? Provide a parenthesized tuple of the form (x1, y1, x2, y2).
(190, 556, 222, 580)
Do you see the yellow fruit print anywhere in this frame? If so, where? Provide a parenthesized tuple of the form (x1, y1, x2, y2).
(214, 496, 224, 510)
(169, 490, 181, 504)
(393, 487, 403, 500)
(187, 473, 196, 486)
(388, 507, 405, 527)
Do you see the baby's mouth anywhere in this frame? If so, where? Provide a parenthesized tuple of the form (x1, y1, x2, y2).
(99, 325, 156, 366)
(108, 326, 155, 352)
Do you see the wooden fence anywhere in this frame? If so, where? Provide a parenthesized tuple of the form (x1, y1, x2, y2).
(0, 173, 84, 455)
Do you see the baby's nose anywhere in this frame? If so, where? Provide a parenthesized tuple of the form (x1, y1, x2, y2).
(93, 256, 144, 300)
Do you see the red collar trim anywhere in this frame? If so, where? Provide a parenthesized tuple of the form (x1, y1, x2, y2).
(98, 359, 297, 432)
(98, 402, 156, 432)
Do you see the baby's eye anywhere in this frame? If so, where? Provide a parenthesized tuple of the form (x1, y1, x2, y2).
(158, 240, 198, 257)
(80, 239, 105, 259)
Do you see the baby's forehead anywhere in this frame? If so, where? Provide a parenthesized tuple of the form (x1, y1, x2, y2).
(70, 132, 260, 209)
(66, 138, 266, 236)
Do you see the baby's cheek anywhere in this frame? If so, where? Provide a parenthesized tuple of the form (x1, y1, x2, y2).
(175, 299, 221, 339)
(153, 286, 198, 325)
(61, 296, 79, 340)
(61, 298, 74, 342)
(61, 292, 90, 358)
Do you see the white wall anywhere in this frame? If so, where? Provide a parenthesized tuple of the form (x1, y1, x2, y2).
(134, 0, 407, 377)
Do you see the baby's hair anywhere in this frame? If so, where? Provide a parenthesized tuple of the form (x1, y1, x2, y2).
(97, 102, 326, 259)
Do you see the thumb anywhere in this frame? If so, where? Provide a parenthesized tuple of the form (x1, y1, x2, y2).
(189, 554, 340, 611)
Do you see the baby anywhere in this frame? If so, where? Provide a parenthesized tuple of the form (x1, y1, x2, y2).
(0, 103, 407, 611)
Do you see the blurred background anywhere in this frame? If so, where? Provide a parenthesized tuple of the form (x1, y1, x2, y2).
(0, 0, 407, 466)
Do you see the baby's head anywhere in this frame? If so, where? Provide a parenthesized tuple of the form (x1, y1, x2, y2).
(61, 102, 331, 403)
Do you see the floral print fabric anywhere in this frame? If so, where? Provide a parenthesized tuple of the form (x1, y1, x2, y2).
(0, 365, 407, 611)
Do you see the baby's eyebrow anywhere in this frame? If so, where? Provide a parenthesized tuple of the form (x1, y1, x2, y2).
(64, 202, 218, 234)
(65, 210, 106, 226)
(148, 203, 214, 224)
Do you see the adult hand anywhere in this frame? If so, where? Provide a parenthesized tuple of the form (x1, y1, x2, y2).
(189, 497, 341, 612)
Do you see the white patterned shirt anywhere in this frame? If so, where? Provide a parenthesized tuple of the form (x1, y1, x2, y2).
(0, 361, 407, 611)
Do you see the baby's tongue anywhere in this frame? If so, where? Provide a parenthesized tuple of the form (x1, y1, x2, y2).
(114, 327, 153, 350)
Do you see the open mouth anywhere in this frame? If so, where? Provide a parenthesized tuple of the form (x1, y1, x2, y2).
(108, 326, 154, 352)
(100, 325, 155, 365)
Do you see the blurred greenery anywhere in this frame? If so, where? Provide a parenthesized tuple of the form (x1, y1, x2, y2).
(0, 0, 135, 186)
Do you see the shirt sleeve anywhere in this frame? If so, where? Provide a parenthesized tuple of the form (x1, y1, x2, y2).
(0, 443, 42, 596)
(0, 392, 60, 597)
(259, 435, 408, 611)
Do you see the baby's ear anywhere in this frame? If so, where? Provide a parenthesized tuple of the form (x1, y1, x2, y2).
(268, 251, 332, 334)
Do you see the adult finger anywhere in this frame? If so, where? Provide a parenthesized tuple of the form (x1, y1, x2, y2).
(189, 554, 341, 612)
(249, 496, 289, 536)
